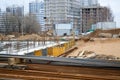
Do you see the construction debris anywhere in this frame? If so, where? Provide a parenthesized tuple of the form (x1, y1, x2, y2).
(68, 50, 120, 61)
(17, 34, 42, 40)
(76, 50, 96, 59)
(0, 34, 5, 40)
(95, 54, 120, 60)
(98, 33, 112, 38)
(88, 29, 120, 38)
(81, 37, 91, 42)
(113, 34, 120, 38)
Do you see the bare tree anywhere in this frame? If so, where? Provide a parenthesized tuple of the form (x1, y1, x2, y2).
(2, 13, 40, 35)
(14, 15, 22, 33)
(23, 14, 41, 34)
(2, 13, 18, 34)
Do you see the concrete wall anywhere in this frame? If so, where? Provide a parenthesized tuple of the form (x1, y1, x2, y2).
(96, 22, 116, 30)
(55, 29, 71, 36)
(91, 22, 116, 30)
(54, 24, 73, 36)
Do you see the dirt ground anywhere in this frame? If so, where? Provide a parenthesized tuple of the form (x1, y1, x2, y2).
(68, 38, 120, 57)
(0, 64, 120, 80)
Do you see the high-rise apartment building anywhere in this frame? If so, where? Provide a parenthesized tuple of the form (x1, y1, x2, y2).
(44, 0, 81, 30)
(0, 8, 14, 33)
(5, 5, 24, 33)
(0, 9, 5, 33)
(6, 5, 24, 17)
(81, 6, 113, 32)
(44, 0, 113, 33)
(0, 5, 25, 34)
(29, 1, 45, 29)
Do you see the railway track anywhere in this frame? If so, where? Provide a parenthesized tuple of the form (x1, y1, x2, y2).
(0, 64, 120, 80)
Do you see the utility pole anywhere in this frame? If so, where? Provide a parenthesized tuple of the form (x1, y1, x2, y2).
(43, 0, 47, 45)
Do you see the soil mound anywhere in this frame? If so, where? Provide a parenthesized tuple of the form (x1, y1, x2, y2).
(89, 29, 120, 37)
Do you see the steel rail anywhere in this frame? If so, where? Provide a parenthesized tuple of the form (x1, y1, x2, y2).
(0, 54, 120, 68)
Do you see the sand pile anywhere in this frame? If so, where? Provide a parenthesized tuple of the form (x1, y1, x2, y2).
(0, 34, 11, 40)
(17, 34, 42, 40)
(89, 29, 120, 37)
(68, 38, 120, 59)
(0, 34, 4, 40)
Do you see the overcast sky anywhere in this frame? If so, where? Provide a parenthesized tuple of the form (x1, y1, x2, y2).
(0, 0, 120, 27)
(99, 0, 120, 27)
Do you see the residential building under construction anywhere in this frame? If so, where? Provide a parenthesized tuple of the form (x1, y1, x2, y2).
(81, 6, 114, 32)
(44, 0, 80, 30)
(0, 0, 120, 80)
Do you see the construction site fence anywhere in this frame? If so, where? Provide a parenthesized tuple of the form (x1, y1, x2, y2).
(34, 40, 75, 57)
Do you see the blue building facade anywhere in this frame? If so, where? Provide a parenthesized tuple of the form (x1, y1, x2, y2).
(6, 5, 24, 17)
(29, 1, 45, 30)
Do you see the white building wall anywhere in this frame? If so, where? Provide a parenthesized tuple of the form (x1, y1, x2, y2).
(96, 22, 116, 30)
(55, 23, 73, 36)
(45, 0, 81, 29)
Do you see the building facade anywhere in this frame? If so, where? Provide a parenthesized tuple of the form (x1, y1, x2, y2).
(6, 5, 24, 17)
(44, 0, 81, 30)
(81, 0, 98, 7)
(92, 22, 116, 30)
(29, 1, 45, 30)
(0, 9, 5, 33)
(0, 5, 24, 34)
(5, 5, 24, 33)
(0, 10, 13, 34)
(81, 6, 113, 32)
